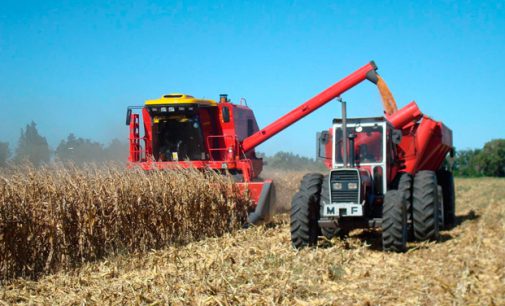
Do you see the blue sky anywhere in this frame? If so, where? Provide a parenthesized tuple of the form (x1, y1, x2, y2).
(1, 0, 504, 157)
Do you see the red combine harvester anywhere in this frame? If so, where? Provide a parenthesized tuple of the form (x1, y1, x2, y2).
(126, 62, 381, 224)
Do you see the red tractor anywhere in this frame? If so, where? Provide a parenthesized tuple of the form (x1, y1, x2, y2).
(291, 77, 455, 252)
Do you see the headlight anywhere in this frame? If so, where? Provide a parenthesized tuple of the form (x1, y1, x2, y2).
(348, 182, 358, 190)
(332, 182, 342, 190)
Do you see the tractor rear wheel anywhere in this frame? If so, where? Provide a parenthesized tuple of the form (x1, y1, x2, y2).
(412, 170, 440, 241)
(382, 190, 408, 252)
(290, 173, 323, 249)
(437, 169, 456, 229)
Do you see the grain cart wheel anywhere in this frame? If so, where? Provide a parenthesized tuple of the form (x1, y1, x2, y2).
(382, 190, 408, 252)
(319, 175, 346, 239)
(436, 169, 456, 229)
(412, 171, 440, 241)
(394, 173, 413, 240)
(290, 173, 323, 249)
(437, 186, 445, 229)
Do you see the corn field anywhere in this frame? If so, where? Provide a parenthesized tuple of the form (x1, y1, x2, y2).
(0, 164, 250, 281)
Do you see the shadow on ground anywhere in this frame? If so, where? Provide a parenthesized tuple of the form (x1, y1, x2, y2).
(315, 209, 480, 252)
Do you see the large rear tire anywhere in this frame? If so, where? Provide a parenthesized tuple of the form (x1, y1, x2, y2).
(290, 173, 323, 249)
(437, 185, 444, 229)
(382, 190, 408, 252)
(437, 169, 456, 229)
(394, 173, 413, 240)
(412, 171, 440, 241)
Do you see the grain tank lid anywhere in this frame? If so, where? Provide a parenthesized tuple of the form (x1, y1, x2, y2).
(145, 93, 217, 107)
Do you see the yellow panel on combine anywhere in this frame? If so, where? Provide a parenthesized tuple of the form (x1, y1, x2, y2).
(145, 93, 217, 106)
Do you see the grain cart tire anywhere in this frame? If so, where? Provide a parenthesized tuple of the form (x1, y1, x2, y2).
(319, 175, 346, 239)
(382, 190, 408, 252)
(291, 174, 323, 249)
(437, 186, 445, 229)
(412, 171, 440, 241)
(436, 169, 456, 229)
(394, 173, 413, 241)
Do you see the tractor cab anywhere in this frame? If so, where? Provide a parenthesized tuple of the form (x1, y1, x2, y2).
(317, 116, 399, 221)
(331, 117, 395, 198)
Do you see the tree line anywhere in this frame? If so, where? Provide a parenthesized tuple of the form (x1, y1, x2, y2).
(452, 139, 505, 177)
(261, 139, 505, 178)
(1, 122, 504, 177)
(0, 121, 128, 167)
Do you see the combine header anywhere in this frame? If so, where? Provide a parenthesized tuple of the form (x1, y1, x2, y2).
(126, 62, 380, 224)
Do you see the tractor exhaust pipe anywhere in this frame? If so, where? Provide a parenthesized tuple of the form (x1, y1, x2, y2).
(349, 133, 356, 167)
(338, 97, 348, 167)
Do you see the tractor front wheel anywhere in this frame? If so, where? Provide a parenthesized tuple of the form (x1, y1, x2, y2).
(290, 173, 323, 249)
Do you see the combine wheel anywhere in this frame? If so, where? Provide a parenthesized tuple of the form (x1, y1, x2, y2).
(437, 169, 456, 229)
(412, 171, 440, 241)
(382, 190, 408, 252)
(290, 173, 323, 249)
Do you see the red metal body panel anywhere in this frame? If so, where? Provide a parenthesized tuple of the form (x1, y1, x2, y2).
(142, 108, 153, 158)
(391, 105, 453, 175)
(387, 101, 422, 129)
(236, 180, 271, 208)
(324, 128, 333, 169)
(129, 114, 140, 162)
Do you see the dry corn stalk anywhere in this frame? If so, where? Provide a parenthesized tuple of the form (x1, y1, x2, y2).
(0, 163, 250, 281)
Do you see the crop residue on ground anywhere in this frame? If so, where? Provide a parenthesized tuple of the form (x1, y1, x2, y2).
(1, 171, 504, 305)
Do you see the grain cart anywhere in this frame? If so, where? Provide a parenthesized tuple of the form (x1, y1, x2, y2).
(291, 81, 455, 252)
(127, 62, 443, 230)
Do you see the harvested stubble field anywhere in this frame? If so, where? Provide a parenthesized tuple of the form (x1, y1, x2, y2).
(1, 168, 505, 305)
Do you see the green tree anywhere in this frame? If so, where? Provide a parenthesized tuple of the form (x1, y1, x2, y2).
(453, 149, 481, 177)
(14, 121, 51, 166)
(263, 151, 325, 171)
(0, 141, 9, 167)
(475, 139, 505, 177)
(55, 133, 105, 164)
